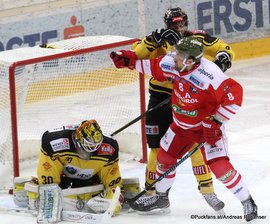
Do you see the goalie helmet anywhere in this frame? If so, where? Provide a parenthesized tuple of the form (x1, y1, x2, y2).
(74, 120, 103, 153)
(164, 7, 188, 30)
(174, 37, 204, 63)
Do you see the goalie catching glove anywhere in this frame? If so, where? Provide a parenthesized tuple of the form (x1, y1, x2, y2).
(110, 50, 137, 69)
(87, 187, 124, 216)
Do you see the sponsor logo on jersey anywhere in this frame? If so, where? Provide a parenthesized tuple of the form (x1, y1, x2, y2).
(50, 138, 70, 151)
(42, 162, 52, 171)
(190, 30, 206, 35)
(98, 143, 115, 155)
(65, 166, 77, 175)
(163, 73, 175, 80)
(172, 104, 198, 117)
(48, 127, 64, 133)
(190, 86, 198, 93)
(189, 75, 204, 87)
(208, 146, 223, 155)
(198, 68, 214, 80)
(193, 165, 207, 175)
(64, 125, 78, 130)
(64, 165, 93, 179)
(146, 125, 159, 135)
(223, 85, 230, 93)
(174, 90, 199, 104)
(161, 62, 174, 71)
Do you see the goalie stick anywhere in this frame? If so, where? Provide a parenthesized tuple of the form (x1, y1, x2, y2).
(111, 97, 170, 136)
(126, 142, 206, 205)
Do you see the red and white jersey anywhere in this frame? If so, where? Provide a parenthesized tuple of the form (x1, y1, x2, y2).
(135, 55, 243, 130)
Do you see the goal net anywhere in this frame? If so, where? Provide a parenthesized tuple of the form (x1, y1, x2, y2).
(0, 36, 147, 190)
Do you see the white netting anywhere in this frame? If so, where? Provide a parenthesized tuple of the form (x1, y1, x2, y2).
(0, 36, 145, 189)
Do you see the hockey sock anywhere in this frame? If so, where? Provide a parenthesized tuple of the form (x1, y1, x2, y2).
(190, 147, 214, 194)
(145, 148, 159, 188)
(155, 149, 177, 193)
(209, 159, 250, 201)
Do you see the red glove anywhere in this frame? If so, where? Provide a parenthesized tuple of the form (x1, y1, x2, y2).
(110, 50, 137, 69)
(202, 119, 222, 146)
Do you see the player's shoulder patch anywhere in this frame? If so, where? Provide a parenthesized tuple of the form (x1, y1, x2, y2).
(97, 134, 119, 159)
(49, 138, 71, 152)
(160, 55, 175, 72)
(41, 129, 75, 155)
(188, 29, 207, 36)
(97, 143, 116, 156)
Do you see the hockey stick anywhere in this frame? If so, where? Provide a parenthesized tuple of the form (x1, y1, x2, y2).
(111, 96, 171, 136)
(126, 141, 206, 204)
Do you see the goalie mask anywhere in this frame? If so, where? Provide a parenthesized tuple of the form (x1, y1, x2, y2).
(164, 7, 188, 31)
(74, 120, 103, 153)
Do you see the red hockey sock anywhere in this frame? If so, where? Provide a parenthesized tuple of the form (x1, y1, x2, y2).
(209, 159, 250, 201)
(156, 149, 177, 193)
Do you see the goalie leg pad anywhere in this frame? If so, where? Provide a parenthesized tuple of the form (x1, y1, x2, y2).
(13, 177, 29, 208)
(122, 177, 141, 199)
(37, 184, 63, 223)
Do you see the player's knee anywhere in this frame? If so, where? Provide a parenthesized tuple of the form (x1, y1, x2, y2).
(208, 158, 233, 180)
(157, 149, 177, 171)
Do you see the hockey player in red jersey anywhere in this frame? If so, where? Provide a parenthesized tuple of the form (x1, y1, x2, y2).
(132, 7, 234, 212)
(110, 37, 258, 222)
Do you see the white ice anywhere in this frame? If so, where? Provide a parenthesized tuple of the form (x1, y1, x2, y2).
(1, 55, 270, 223)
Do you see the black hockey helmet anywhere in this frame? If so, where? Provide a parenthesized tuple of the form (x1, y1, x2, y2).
(164, 7, 188, 29)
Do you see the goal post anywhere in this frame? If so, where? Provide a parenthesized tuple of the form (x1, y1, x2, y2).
(0, 36, 148, 189)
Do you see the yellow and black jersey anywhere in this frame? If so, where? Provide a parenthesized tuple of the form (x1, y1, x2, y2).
(37, 125, 122, 190)
(185, 29, 235, 61)
(132, 29, 235, 96)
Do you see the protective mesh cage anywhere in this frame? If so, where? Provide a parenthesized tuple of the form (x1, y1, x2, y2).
(0, 36, 146, 189)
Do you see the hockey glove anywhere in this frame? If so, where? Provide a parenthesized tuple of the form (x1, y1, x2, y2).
(202, 119, 222, 146)
(151, 28, 182, 46)
(87, 187, 124, 216)
(110, 50, 137, 69)
(214, 52, 232, 72)
(161, 28, 182, 45)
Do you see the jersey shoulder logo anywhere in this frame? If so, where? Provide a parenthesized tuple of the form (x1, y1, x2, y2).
(98, 143, 115, 156)
(160, 62, 174, 72)
(50, 138, 70, 152)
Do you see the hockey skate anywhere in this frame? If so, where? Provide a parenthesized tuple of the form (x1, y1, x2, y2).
(203, 192, 225, 213)
(242, 196, 257, 222)
(130, 190, 170, 215)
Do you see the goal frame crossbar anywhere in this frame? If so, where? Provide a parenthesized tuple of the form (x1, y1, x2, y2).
(8, 38, 147, 178)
